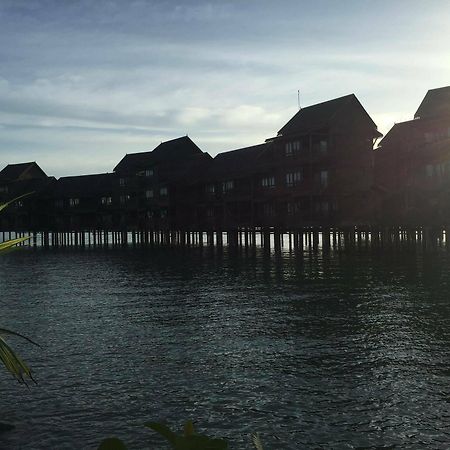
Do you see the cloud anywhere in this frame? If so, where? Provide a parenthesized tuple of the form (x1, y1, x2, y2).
(0, 0, 449, 176)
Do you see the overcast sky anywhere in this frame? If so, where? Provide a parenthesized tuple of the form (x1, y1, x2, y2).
(0, 0, 449, 177)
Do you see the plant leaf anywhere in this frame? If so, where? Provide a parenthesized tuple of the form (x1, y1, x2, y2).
(0, 336, 35, 384)
(0, 327, 40, 347)
(0, 192, 34, 212)
(97, 437, 128, 450)
(144, 422, 177, 446)
(183, 420, 195, 437)
(175, 435, 228, 450)
(0, 236, 31, 251)
(252, 433, 264, 450)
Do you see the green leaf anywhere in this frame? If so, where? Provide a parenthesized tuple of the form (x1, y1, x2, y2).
(0, 192, 34, 212)
(0, 328, 39, 384)
(252, 433, 264, 450)
(97, 437, 128, 450)
(174, 435, 228, 450)
(0, 190, 37, 385)
(144, 422, 177, 446)
(183, 420, 195, 437)
(0, 236, 31, 251)
(0, 327, 40, 347)
(0, 336, 35, 385)
(145, 421, 228, 450)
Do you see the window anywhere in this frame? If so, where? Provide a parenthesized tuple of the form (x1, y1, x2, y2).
(15, 200, 23, 208)
(120, 194, 130, 204)
(436, 163, 445, 178)
(319, 140, 328, 154)
(205, 184, 215, 194)
(315, 201, 329, 214)
(286, 171, 302, 187)
(145, 168, 154, 177)
(320, 170, 328, 188)
(285, 142, 293, 156)
(222, 180, 234, 193)
(145, 189, 154, 199)
(206, 208, 214, 218)
(426, 163, 447, 179)
(263, 203, 275, 217)
(424, 129, 450, 143)
(160, 208, 168, 219)
(55, 199, 64, 208)
(119, 178, 126, 186)
(69, 198, 79, 207)
(101, 196, 112, 205)
(160, 187, 168, 196)
(0, 185, 8, 194)
(287, 201, 302, 216)
(285, 141, 301, 156)
(261, 176, 275, 188)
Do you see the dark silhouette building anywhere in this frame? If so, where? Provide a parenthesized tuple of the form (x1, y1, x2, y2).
(2, 91, 424, 235)
(375, 86, 450, 227)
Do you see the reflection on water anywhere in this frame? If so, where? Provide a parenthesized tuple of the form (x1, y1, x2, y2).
(0, 246, 449, 449)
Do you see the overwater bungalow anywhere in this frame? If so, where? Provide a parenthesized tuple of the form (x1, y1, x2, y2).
(375, 86, 450, 227)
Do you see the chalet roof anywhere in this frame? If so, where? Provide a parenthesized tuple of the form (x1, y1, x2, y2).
(113, 136, 204, 173)
(205, 143, 267, 181)
(0, 162, 47, 181)
(166, 153, 213, 186)
(379, 114, 450, 148)
(278, 94, 380, 137)
(2, 177, 56, 198)
(378, 120, 418, 147)
(415, 86, 450, 119)
(54, 173, 116, 197)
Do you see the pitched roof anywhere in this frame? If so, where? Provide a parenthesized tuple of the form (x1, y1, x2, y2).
(278, 94, 380, 137)
(113, 136, 203, 173)
(378, 120, 418, 147)
(379, 114, 449, 148)
(2, 177, 56, 198)
(0, 162, 47, 181)
(167, 152, 213, 185)
(54, 173, 117, 197)
(415, 86, 450, 119)
(205, 143, 268, 181)
(152, 136, 203, 159)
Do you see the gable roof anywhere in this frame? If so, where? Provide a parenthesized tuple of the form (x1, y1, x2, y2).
(205, 143, 268, 181)
(113, 136, 203, 173)
(0, 162, 47, 181)
(378, 120, 418, 148)
(379, 113, 450, 148)
(2, 176, 56, 199)
(278, 94, 380, 137)
(415, 86, 450, 119)
(54, 173, 117, 197)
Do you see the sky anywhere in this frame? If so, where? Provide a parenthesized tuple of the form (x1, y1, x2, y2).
(0, 0, 449, 177)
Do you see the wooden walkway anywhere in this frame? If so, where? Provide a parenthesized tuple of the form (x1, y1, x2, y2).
(1, 226, 449, 251)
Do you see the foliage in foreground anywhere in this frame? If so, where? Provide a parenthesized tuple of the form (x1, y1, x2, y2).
(98, 420, 229, 450)
(0, 192, 38, 385)
(98, 420, 266, 450)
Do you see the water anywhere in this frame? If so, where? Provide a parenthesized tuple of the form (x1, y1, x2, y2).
(0, 245, 449, 449)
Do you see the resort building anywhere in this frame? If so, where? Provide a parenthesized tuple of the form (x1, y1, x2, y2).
(375, 86, 450, 226)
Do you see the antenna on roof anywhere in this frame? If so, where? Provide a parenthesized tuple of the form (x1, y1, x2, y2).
(297, 90, 301, 110)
